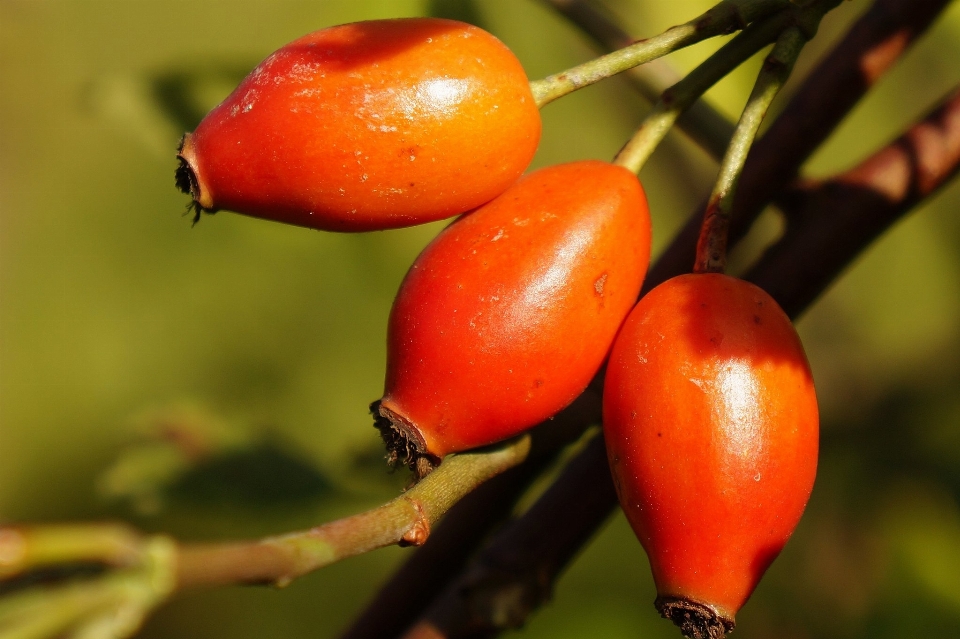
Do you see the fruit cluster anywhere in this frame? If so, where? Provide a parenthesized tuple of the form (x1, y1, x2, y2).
(176, 16, 818, 638)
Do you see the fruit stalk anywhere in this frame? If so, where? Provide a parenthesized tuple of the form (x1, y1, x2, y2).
(542, 0, 736, 161)
(693, 23, 810, 274)
(529, 0, 792, 107)
(612, 9, 793, 174)
(651, 0, 941, 285)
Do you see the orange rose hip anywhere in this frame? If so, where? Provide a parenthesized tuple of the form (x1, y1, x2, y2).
(176, 18, 541, 231)
(375, 161, 651, 476)
(603, 273, 819, 639)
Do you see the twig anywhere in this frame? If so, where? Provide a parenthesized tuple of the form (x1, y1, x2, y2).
(693, 24, 811, 273)
(0, 437, 531, 639)
(401, 433, 614, 639)
(646, 0, 954, 287)
(529, 0, 791, 107)
(540, 0, 735, 160)
(0, 525, 144, 580)
(339, 390, 601, 639)
(0, 536, 175, 639)
(175, 434, 531, 589)
(612, 10, 793, 174)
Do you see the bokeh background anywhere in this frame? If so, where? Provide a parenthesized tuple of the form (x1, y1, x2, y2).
(2, 1, 960, 638)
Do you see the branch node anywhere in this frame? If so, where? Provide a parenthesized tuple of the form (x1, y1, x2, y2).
(400, 498, 431, 547)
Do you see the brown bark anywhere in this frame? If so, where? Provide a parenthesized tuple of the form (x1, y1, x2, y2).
(749, 86, 960, 317)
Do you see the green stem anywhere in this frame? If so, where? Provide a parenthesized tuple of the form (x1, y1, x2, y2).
(0, 439, 530, 637)
(175, 434, 531, 589)
(0, 537, 175, 639)
(0, 582, 119, 639)
(612, 9, 794, 175)
(694, 23, 812, 274)
(529, 0, 791, 108)
(541, 0, 736, 161)
(0, 525, 145, 579)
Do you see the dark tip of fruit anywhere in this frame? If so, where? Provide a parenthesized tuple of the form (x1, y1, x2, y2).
(655, 596, 735, 639)
(175, 154, 197, 198)
(370, 400, 439, 480)
(175, 133, 216, 224)
(176, 152, 216, 226)
(183, 200, 205, 226)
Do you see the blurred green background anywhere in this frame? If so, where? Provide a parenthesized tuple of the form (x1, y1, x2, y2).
(2, 1, 960, 638)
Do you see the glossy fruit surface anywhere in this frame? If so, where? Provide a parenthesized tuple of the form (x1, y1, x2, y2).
(603, 273, 818, 639)
(375, 160, 651, 474)
(176, 17, 541, 232)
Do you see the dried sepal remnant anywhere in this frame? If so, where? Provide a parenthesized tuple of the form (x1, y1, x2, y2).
(371, 400, 438, 479)
(175, 136, 212, 225)
(656, 596, 735, 639)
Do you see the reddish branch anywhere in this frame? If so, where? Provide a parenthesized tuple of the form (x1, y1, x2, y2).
(749, 86, 960, 317)
(341, 0, 956, 636)
(400, 434, 615, 639)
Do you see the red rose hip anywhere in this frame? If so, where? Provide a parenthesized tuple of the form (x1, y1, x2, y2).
(375, 160, 651, 476)
(603, 273, 818, 638)
(176, 18, 541, 231)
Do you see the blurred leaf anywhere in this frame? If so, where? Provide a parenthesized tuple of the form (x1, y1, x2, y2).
(168, 438, 337, 508)
(80, 74, 182, 159)
(99, 404, 338, 515)
(148, 62, 254, 132)
(79, 61, 254, 161)
(98, 444, 192, 516)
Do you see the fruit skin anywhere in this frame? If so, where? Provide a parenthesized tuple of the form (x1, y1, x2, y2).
(375, 160, 651, 474)
(603, 273, 818, 639)
(176, 17, 541, 232)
